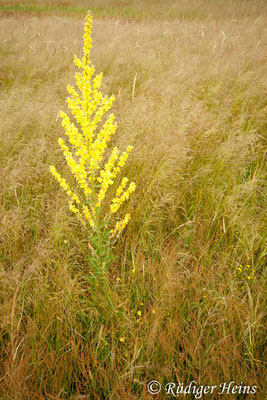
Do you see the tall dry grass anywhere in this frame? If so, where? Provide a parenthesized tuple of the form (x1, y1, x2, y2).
(0, 2, 266, 399)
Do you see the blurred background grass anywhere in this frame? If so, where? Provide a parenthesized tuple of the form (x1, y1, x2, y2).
(1, 0, 267, 19)
(0, 1, 266, 399)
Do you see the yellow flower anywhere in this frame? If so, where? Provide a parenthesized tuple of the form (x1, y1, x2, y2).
(111, 214, 131, 237)
(137, 310, 142, 316)
(83, 11, 92, 61)
(82, 205, 95, 228)
(69, 201, 80, 216)
(119, 337, 125, 343)
(50, 11, 136, 240)
(110, 180, 136, 214)
(50, 166, 80, 204)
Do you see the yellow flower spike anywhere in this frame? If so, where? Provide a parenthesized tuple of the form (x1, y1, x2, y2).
(96, 148, 120, 207)
(111, 214, 131, 237)
(69, 200, 80, 215)
(89, 115, 117, 172)
(110, 181, 136, 214)
(93, 73, 103, 90)
(115, 177, 129, 197)
(73, 57, 83, 70)
(83, 11, 93, 63)
(50, 12, 136, 244)
(82, 205, 95, 228)
(50, 166, 80, 204)
(67, 85, 82, 105)
(117, 149, 130, 168)
(57, 137, 92, 198)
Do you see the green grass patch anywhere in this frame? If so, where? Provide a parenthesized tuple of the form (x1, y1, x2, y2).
(0, 4, 149, 20)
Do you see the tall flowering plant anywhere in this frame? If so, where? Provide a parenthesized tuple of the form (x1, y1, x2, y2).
(50, 12, 136, 263)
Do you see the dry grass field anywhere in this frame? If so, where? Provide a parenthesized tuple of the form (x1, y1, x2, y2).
(0, 1, 266, 399)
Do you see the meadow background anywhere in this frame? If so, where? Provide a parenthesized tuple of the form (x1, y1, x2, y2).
(0, 0, 266, 399)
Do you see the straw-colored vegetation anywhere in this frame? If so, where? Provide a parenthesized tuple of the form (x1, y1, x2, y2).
(0, 1, 266, 399)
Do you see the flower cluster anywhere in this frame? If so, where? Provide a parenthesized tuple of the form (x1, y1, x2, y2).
(50, 11, 136, 238)
(237, 264, 255, 281)
(111, 214, 131, 237)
